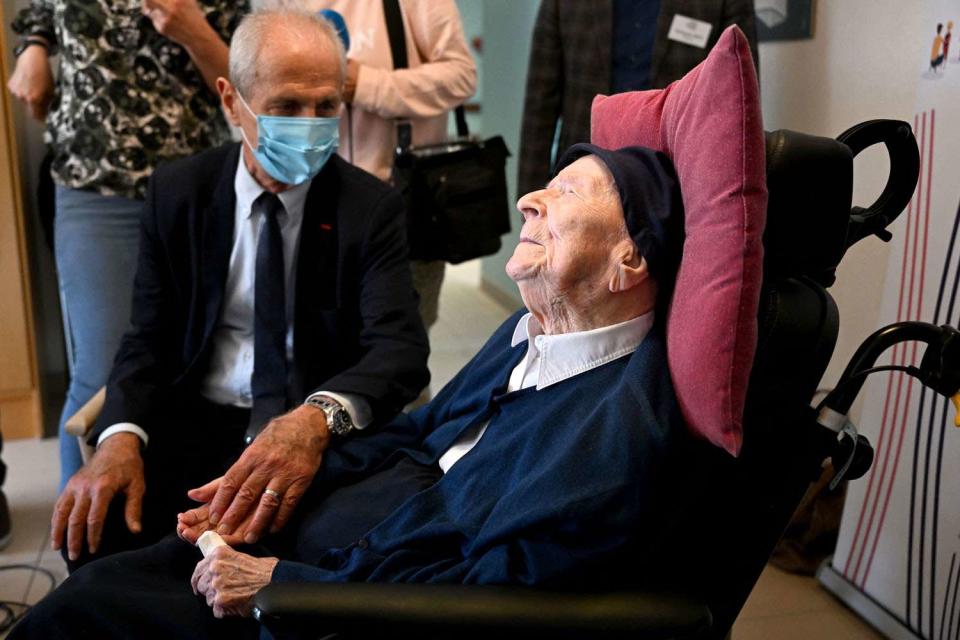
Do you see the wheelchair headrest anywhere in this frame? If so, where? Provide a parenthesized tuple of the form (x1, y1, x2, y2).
(764, 120, 920, 287)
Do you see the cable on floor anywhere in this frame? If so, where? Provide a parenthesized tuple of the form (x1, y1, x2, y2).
(0, 526, 59, 633)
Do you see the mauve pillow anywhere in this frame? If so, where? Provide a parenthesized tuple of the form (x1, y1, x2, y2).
(591, 26, 766, 456)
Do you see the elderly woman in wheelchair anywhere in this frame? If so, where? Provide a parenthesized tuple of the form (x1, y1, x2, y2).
(11, 142, 697, 639)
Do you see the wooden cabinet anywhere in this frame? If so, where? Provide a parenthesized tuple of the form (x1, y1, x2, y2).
(0, 4, 43, 440)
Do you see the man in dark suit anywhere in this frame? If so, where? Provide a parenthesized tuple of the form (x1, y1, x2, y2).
(518, 0, 759, 198)
(49, 9, 429, 569)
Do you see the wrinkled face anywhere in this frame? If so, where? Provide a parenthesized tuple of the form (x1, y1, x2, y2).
(507, 156, 627, 295)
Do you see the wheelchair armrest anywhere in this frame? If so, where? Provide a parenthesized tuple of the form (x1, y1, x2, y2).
(64, 386, 106, 438)
(252, 583, 711, 640)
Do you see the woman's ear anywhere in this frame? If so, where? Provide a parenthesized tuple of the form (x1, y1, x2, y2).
(608, 244, 650, 293)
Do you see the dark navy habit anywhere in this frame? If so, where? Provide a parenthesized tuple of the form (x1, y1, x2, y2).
(281, 309, 690, 586)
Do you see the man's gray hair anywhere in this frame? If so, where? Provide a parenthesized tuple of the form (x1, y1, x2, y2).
(229, 8, 347, 99)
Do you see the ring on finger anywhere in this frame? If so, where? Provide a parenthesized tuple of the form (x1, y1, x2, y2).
(263, 488, 282, 501)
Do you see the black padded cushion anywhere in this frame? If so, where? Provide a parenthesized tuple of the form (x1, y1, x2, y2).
(764, 130, 853, 285)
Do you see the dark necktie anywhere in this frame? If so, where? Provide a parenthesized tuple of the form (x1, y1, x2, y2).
(247, 192, 288, 442)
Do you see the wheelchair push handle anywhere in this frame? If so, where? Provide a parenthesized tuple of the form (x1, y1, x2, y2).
(837, 120, 921, 249)
(822, 321, 960, 417)
(816, 322, 960, 484)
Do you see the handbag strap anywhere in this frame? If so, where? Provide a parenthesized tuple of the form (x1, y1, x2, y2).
(382, 0, 469, 150)
(383, 0, 408, 69)
(453, 105, 468, 138)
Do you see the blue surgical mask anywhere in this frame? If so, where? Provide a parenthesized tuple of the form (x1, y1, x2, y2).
(237, 92, 340, 185)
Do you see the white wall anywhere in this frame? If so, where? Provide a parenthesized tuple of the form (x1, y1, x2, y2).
(477, 1, 538, 310)
(759, 0, 927, 406)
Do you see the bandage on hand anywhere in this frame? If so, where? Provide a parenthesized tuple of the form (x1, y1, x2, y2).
(197, 530, 228, 557)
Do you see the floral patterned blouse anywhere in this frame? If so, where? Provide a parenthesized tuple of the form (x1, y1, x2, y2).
(12, 0, 248, 199)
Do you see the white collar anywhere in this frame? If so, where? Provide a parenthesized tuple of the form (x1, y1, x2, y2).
(233, 151, 312, 223)
(510, 311, 655, 390)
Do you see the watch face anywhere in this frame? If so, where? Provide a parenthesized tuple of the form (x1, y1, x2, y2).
(308, 398, 353, 435)
(331, 410, 353, 436)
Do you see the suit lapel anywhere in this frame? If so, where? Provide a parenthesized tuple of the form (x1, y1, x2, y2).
(289, 159, 341, 402)
(195, 144, 240, 358)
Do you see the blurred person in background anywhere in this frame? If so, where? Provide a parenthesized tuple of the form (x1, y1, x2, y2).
(307, 0, 476, 330)
(518, 0, 758, 198)
(7, 0, 249, 488)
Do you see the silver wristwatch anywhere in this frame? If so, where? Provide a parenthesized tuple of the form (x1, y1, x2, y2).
(305, 396, 354, 437)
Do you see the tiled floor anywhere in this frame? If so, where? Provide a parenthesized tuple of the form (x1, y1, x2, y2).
(0, 437, 65, 637)
(0, 264, 883, 638)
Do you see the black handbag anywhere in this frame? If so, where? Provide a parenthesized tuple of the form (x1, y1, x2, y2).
(383, 0, 512, 264)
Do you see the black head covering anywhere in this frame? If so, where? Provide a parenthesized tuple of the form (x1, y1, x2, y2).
(554, 143, 684, 284)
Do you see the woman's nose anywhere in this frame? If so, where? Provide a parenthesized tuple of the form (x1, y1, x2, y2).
(516, 191, 546, 220)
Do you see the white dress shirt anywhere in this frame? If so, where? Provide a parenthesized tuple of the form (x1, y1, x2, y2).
(98, 156, 371, 448)
(437, 311, 655, 473)
(198, 151, 309, 407)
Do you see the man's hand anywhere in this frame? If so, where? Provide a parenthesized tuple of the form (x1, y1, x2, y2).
(141, 0, 208, 47)
(176, 486, 256, 547)
(343, 58, 360, 103)
(187, 405, 330, 544)
(7, 44, 54, 121)
(51, 433, 145, 561)
(191, 546, 278, 619)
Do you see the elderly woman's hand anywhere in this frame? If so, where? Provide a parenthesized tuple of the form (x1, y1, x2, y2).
(191, 546, 279, 618)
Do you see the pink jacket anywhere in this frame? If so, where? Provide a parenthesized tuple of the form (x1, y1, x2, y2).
(310, 0, 478, 182)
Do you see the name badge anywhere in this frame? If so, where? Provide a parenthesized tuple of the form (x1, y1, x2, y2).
(667, 14, 713, 49)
